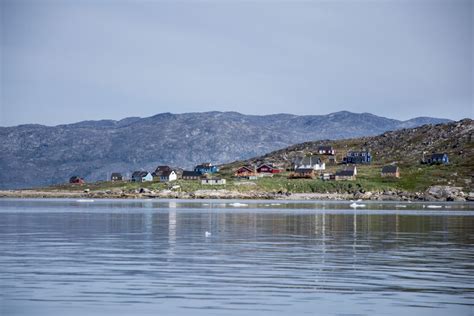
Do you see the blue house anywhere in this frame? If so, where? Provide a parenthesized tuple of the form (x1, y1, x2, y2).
(131, 171, 153, 182)
(427, 153, 449, 165)
(343, 151, 372, 164)
(194, 163, 219, 175)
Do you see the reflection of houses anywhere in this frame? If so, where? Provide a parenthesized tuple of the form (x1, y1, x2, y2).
(343, 151, 372, 164)
(381, 165, 400, 178)
(289, 168, 315, 179)
(201, 178, 226, 185)
(160, 170, 177, 182)
(318, 146, 335, 155)
(335, 166, 357, 181)
(69, 176, 85, 184)
(182, 171, 201, 180)
(294, 156, 325, 170)
(131, 171, 153, 182)
(195, 163, 219, 175)
(427, 153, 449, 165)
(111, 173, 123, 181)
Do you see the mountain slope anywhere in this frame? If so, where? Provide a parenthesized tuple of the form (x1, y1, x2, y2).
(0, 111, 451, 189)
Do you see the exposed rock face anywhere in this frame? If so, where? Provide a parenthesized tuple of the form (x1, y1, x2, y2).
(0, 111, 450, 189)
(426, 186, 465, 201)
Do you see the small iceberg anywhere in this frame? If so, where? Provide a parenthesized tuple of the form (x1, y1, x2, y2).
(271, 203, 281, 206)
(205, 231, 212, 237)
(350, 202, 366, 208)
(395, 204, 407, 208)
(229, 202, 248, 207)
(76, 199, 94, 203)
(427, 205, 442, 209)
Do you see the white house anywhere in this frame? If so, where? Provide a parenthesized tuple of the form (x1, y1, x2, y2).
(294, 156, 325, 171)
(160, 170, 177, 182)
(131, 171, 153, 182)
(201, 178, 226, 185)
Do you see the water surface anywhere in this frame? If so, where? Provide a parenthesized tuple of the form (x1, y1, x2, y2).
(1, 199, 473, 315)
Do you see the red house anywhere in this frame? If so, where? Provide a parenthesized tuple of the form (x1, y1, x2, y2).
(256, 164, 281, 174)
(235, 166, 255, 177)
(69, 176, 85, 184)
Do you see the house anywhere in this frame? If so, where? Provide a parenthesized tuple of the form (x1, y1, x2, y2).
(320, 173, 336, 181)
(289, 168, 315, 179)
(201, 178, 226, 185)
(110, 173, 123, 181)
(318, 145, 335, 155)
(328, 155, 337, 165)
(335, 166, 357, 181)
(195, 163, 219, 175)
(381, 165, 400, 178)
(160, 170, 177, 182)
(256, 164, 281, 174)
(294, 156, 325, 170)
(427, 153, 449, 165)
(131, 171, 153, 182)
(343, 151, 372, 164)
(235, 166, 256, 177)
(69, 176, 85, 184)
(182, 171, 201, 180)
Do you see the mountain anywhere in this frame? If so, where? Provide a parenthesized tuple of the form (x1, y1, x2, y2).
(0, 111, 452, 189)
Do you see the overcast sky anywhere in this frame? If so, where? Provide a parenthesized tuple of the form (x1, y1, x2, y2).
(1, 0, 472, 126)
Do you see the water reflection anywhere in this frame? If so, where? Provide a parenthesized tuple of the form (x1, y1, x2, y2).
(0, 199, 473, 316)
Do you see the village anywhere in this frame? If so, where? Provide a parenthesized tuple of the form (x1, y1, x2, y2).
(68, 146, 450, 187)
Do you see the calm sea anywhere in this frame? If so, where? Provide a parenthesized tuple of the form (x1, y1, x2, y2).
(0, 199, 473, 316)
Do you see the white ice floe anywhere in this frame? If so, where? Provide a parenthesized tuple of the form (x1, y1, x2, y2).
(205, 231, 212, 237)
(76, 199, 94, 203)
(350, 202, 366, 208)
(395, 205, 407, 208)
(229, 202, 248, 207)
(427, 205, 442, 209)
(271, 203, 281, 206)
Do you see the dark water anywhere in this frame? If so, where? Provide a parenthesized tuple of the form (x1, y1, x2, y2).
(0, 199, 473, 316)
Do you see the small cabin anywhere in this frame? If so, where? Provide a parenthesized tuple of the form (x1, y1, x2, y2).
(69, 176, 85, 184)
(343, 151, 372, 164)
(201, 178, 226, 185)
(256, 164, 281, 174)
(427, 153, 449, 165)
(182, 171, 201, 180)
(318, 146, 335, 155)
(160, 170, 177, 182)
(335, 166, 357, 181)
(381, 165, 400, 178)
(110, 173, 123, 181)
(235, 166, 256, 177)
(131, 171, 153, 182)
(289, 168, 315, 179)
(195, 163, 219, 175)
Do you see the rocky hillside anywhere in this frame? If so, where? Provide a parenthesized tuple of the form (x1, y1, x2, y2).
(0, 111, 451, 189)
(222, 119, 474, 191)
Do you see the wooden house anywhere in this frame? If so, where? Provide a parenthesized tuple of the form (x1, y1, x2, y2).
(318, 146, 335, 155)
(335, 166, 357, 181)
(160, 170, 177, 182)
(201, 178, 226, 185)
(381, 165, 400, 178)
(294, 156, 325, 171)
(110, 173, 123, 181)
(256, 164, 281, 174)
(182, 171, 201, 180)
(427, 153, 449, 165)
(235, 166, 256, 177)
(69, 176, 85, 184)
(289, 168, 315, 179)
(195, 163, 219, 175)
(343, 151, 372, 164)
(131, 171, 153, 182)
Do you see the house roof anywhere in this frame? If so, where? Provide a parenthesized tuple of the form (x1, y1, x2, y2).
(195, 163, 215, 169)
(336, 169, 355, 177)
(161, 170, 175, 177)
(182, 171, 200, 177)
(155, 165, 171, 175)
(132, 171, 149, 178)
(236, 166, 254, 172)
(295, 168, 314, 173)
(257, 164, 274, 169)
(318, 145, 333, 151)
(382, 165, 399, 173)
(111, 172, 122, 177)
(294, 156, 322, 166)
(431, 153, 447, 159)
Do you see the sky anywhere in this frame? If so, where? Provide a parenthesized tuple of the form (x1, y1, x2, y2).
(0, 0, 472, 126)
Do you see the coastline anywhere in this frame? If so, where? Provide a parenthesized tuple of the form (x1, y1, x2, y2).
(1, 186, 472, 202)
